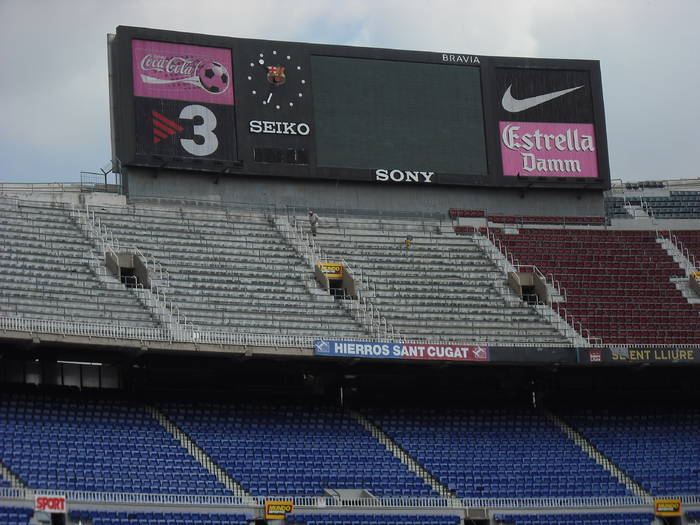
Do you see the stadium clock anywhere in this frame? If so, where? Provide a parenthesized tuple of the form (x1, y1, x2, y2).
(246, 50, 308, 109)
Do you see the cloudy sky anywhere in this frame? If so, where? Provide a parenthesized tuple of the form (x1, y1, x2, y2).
(0, 0, 698, 184)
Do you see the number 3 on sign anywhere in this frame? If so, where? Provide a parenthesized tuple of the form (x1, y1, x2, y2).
(179, 104, 218, 156)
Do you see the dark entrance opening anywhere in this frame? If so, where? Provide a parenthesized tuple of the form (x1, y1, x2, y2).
(329, 278, 345, 298)
(120, 267, 137, 288)
(521, 285, 539, 305)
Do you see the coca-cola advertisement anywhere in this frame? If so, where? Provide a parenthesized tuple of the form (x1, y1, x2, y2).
(500, 121, 598, 178)
(132, 40, 233, 105)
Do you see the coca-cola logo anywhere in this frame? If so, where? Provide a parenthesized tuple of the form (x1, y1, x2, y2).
(140, 54, 202, 77)
(132, 40, 234, 104)
(138, 55, 230, 95)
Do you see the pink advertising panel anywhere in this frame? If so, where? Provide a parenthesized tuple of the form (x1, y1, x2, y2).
(500, 121, 598, 178)
(132, 39, 233, 105)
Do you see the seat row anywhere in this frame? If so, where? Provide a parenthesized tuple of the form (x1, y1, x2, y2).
(1, 392, 699, 498)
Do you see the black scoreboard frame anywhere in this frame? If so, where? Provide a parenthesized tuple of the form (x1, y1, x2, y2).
(110, 25, 610, 190)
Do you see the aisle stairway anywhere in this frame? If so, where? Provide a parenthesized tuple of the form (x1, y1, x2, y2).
(92, 205, 367, 338)
(0, 199, 158, 328)
(308, 215, 568, 345)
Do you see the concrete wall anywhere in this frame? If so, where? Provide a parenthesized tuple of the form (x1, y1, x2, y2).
(507, 271, 549, 304)
(0, 185, 126, 208)
(133, 253, 150, 289)
(610, 217, 700, 230)
(690, 275, 700, 298)
(125, 167, 605, 217)
(105, 250, 120, 279)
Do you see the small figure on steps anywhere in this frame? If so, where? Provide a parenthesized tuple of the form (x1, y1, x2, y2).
(308, 210, 319, 237)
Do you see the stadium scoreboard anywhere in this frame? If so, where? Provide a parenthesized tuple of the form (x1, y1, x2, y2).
(110, 26, 610, 189)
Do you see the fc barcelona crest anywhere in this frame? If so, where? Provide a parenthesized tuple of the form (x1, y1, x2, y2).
(266, 66, 286, 85)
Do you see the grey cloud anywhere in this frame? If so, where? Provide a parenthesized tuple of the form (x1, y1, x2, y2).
(1, 0, 697, 183)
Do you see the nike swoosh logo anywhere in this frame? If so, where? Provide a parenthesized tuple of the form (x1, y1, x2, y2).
(501, 84, 583, 113)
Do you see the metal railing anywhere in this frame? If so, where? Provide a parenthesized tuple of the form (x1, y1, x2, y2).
(71, 204, 121, 256)
(281, 215, 398, 340)
(0, 316, 170, 342)
(658, 229, 699, 273)
(622, 196, 657, 224)
(80, 165, 121, 194)
(516, 264, 568, 303)
(476, 229, 602, 347)
(0, 182, 85, 194)
(4, 315, 700, 349)
(286, 215, 323, 268)
(551, 303, 599, 346)
(0, 315, 316, 347)
(338, 293, 397, 341)
(480, 227, 519, 272)
(4, 486, 699, 510)
(71, 204, 189, 337)
(338, 259, 398, 341)
(134, 246, 171, 289)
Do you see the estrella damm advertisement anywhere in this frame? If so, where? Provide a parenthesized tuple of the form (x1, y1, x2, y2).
(265, 500, 294, 520)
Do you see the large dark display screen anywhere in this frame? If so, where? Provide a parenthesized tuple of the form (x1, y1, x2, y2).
(109, 26, 610, 189)
(311, 56, 487, 175)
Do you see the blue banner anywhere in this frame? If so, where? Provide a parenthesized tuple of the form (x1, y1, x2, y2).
(314, 339, 489, 362)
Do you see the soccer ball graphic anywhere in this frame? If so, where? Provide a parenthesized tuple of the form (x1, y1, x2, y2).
(199, 62, 229, 94)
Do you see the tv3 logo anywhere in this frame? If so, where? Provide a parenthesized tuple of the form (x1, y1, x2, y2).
(151, 104, 218, 156)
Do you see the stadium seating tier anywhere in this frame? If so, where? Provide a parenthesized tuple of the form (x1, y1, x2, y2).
(159, 401, 437, 497)
(0, 392, 228, 495)
(0, 506, 33, 525)
(287, 513, 461, 525)
(490, 228, 700, 344)
(91, 206, 368, 338)
(0, 200, 159, 328)
(365, 407, 631, 499)
(494, 512, 654, 525)
(310, 215, 568, 345)
(561, 407, 700, 495)
(70, 509, 248, 525)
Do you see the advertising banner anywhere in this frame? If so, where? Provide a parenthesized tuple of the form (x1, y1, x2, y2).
(317, 262, 344, 279)
(265, 500, 294, 520)
(314, 342, 700, 366)
(583, 347, 700, 364)
(314, 340, 489, 362)
(133, 98, 237, 161)
(654, 499, 681, 516)
(132, 40, 234, 105)
(35, 495, 66, 514)
(494, 67, 594, 123)
(500, 122, 598, 178)
(488, 346, 577, 363)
